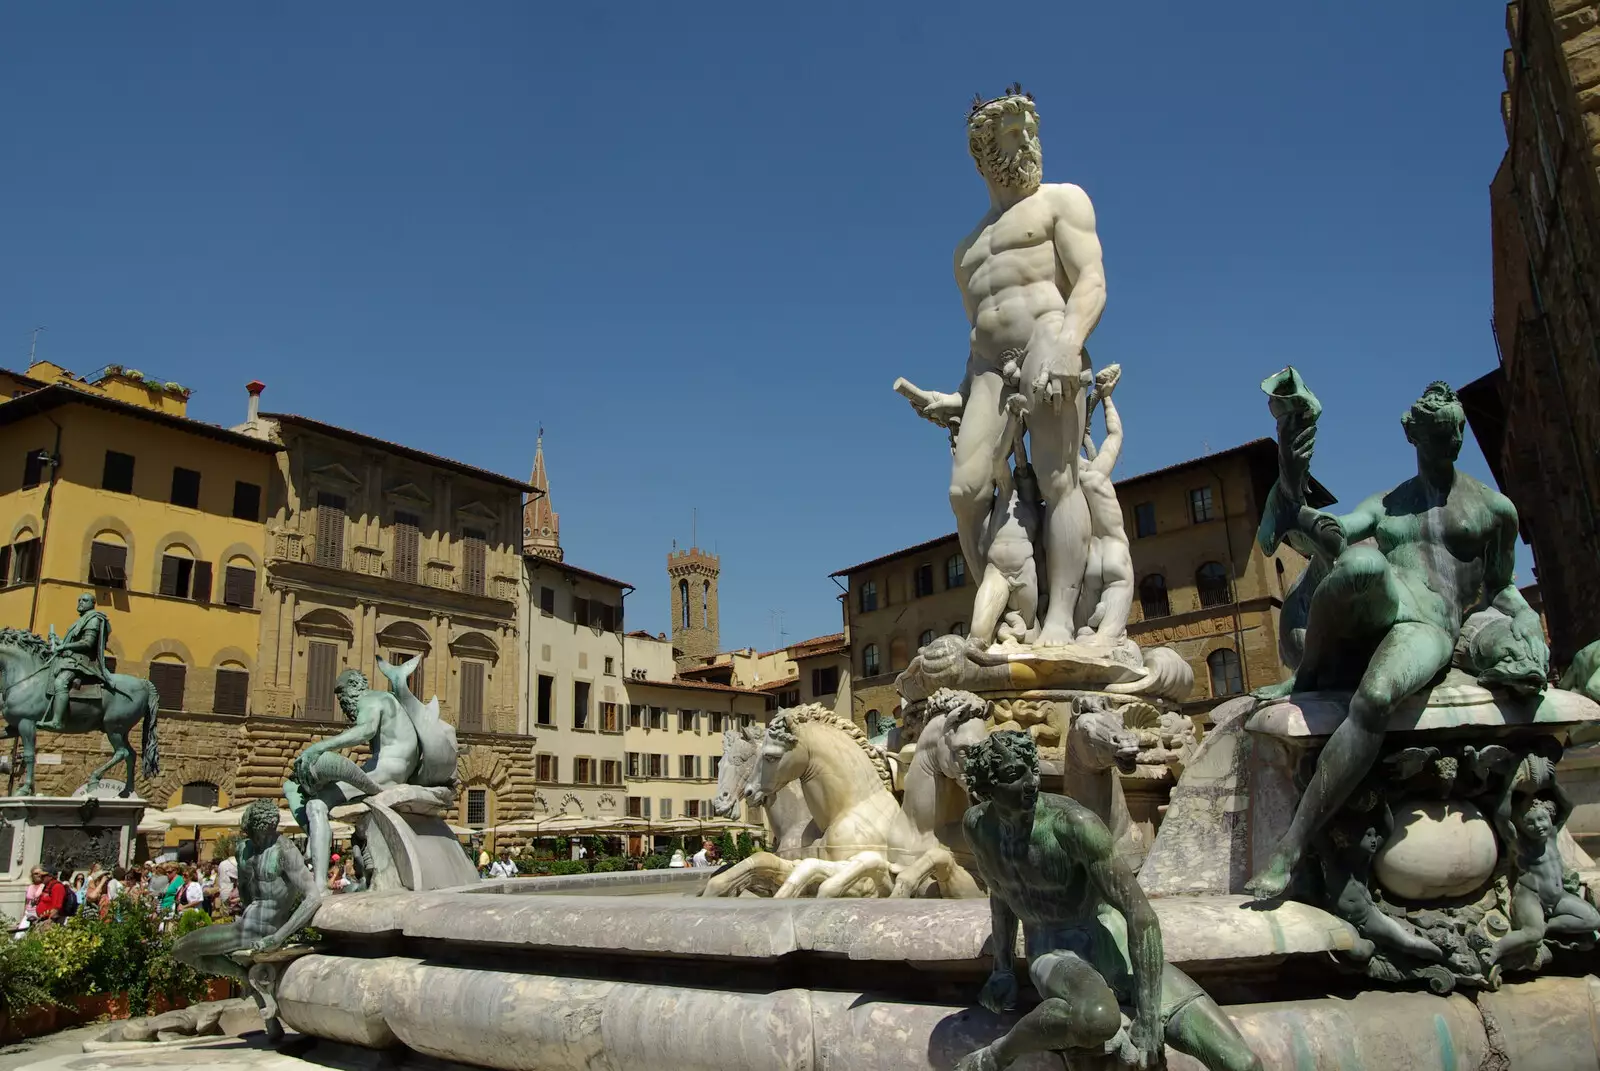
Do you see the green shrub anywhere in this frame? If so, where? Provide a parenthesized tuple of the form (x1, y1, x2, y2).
(592, 858, 625, 873)
(0, 933, 56, 1017)
(546, 859, 588, 876)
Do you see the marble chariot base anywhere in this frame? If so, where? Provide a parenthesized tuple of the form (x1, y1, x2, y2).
(71, 870, 1580, 1071)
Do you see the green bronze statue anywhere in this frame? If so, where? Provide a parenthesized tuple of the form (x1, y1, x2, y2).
(283, 657, 458, 888)
(1246, 373, 1549, 899)
(956, 731, 1260, 1071)
(39, 593, 114, 730)
(172, 799, 322, 975)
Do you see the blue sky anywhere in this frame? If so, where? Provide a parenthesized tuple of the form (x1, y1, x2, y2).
(0, 3, 1518, 651)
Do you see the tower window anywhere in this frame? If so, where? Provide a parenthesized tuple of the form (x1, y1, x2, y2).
(679, 579, 689, 630)
(702, 580, 710, 628)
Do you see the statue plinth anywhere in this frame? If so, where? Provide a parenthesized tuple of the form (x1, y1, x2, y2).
(0, 795, 147, 920)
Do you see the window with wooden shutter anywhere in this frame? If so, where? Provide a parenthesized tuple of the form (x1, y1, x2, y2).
(148, 662, 187, 712)
(392, 511, 420, 584)
(170, 467, 201, 509)
(223, 565, 256, 608)
(10, 538, 36, 585)
(232, 481, 261, 521)
(102, 451, 135, 494)
(572, 597, 590, 628)
(159, 554, 192, 598)
(539, 586, 555, 615)
(459, 660, 485, 732)
(191, 560, 213, 603)
(305, 641, 339, 720)
(213, 668, 249, 715)
(21, 448, 45, 490)
(572, 681, 590, 729)
(0, 544, 12, 587)
(315, 493, 346, 568)
(89, 542, 128, 589)
(462, 528, 486, 595)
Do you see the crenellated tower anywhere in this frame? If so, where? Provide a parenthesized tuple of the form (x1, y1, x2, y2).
(668, 545, 720, 669)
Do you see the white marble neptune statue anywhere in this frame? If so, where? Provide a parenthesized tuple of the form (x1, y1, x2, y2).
(895, 85, 1107, 650)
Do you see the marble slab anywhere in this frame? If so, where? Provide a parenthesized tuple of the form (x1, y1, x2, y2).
(309, 887, 1356, 970)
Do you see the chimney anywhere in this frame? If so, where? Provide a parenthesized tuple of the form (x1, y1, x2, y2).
(246, 381, 265, 425)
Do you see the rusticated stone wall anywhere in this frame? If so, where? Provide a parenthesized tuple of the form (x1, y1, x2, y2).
(1478, 0, 1600, 666)
(12, 715, 578, 830)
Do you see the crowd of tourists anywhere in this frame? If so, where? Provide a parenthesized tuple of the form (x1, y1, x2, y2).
(9, 854, 243, 937)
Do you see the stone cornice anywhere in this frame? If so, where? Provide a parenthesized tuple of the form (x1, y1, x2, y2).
(265, 561, 516, 625)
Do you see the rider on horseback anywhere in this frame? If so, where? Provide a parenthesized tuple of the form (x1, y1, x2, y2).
(37, 593, 113, 731)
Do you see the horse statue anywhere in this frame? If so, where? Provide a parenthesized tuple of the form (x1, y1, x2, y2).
(1064, 696, 1145, 870)
(711, 726, 819, 858)
(899, 689, 990, 871)
(702, 704, 980, 899)
(0, 628, 160, 797)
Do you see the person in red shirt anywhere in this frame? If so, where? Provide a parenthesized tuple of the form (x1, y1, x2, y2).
(33, 870, 67, 925)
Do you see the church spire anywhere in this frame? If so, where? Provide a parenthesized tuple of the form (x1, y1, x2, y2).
(524, 429, 562, 561)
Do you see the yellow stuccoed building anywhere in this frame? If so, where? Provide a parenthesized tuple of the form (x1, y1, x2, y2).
(0, 362, 279, 809)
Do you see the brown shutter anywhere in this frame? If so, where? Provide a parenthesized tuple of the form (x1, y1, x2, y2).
(315, 494, 346, 568)
(148, 663, 187, 712)
(393, 512, 420, 583)
(191, 560, 213, 603)
(462, 529, 486, 595)
(212, 668, 249, 715)
(459, 661, 484, 732)
(87, 542, 126, 588)
(159, 555, 181, 596)
(223, 566, 256, 608)
(305, 641, 339, 719)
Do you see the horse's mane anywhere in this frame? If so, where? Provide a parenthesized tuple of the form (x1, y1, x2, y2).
(0, 628, 49, 659)
(767, 704, 893, 792)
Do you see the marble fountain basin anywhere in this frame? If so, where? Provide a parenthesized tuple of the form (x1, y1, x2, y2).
(259, 871, 1595, 1070)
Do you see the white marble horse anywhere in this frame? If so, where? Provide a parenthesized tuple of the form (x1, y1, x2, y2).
(701, 705, 979, 899)
(711, 726, 819, 858)
(1065, 697, 1146, 870)
(899, 689, 990, 868)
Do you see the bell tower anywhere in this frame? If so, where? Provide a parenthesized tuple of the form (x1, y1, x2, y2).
(668, 545, 720, 669)
(523, 431, 562, 561)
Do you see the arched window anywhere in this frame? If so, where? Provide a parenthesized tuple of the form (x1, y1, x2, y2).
(1139, 574, 1170, 619)
(1196, 562, 1233, 608)
(950, 621, 967, 638)
(862, 644, 881, 677)
(889, 637, 909, 673)
(213, 660, 250, 715)
(865, 709, 882, 737)
(859, 581, 878, 613)
(1208, 648, 1244, 697)
(918, 629, 936, 650)
(945, 553, 966, 589)
(679, 579, 689, 630)
(179, 780, 219, 808)
(148, 655, 187, 713)
(702, 580, 710, 628)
